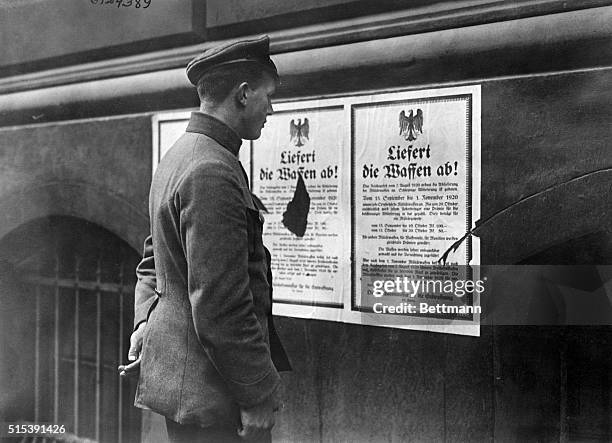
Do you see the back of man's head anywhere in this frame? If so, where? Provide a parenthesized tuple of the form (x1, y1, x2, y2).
(196, 63, 277, 105)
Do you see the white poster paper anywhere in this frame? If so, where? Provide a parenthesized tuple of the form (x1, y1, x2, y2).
(251, 105, 348, 309)
(352, 93, 478, 321)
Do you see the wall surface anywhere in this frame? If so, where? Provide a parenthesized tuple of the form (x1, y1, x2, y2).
(0, 0, 205, 74)
(0, 116, 152, 252)
(267, 66, 612, 442)
(1, 0, 608, 83)
(266, 66, 612, 442)
(479, 69, 612, 264)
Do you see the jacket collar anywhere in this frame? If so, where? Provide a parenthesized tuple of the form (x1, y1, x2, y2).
(186, 112, 242, 156)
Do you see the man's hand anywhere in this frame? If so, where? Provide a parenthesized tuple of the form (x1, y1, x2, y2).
(237, 394, 278, 441)
(117, 322, 146, 378)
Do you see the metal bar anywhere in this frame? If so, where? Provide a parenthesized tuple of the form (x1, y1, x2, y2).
(73, 257, 80, 436)
(34, 285, 41, 423)
(59, 356, 116, 371)
(559, 337, 569, 443)
(117, 260, 125, 443)
(53, 254, 60, 425)
(95, 258, 102, 442)
(21, 274, 132, 293)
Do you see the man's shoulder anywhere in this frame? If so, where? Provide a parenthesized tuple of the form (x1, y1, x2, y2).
(179, 137, 244, 187)
(151, 136, 238, 205)
(168, 132, 237, 165)
(157, 132, 237, 177)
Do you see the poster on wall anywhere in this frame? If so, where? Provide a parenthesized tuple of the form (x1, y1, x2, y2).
(251, 104, 349, 310)
(352, 92, 479, 327)
(154, 85, 481, 336)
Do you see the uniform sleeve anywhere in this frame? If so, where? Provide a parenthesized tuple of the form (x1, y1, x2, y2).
(178, 161, 280, 408)
(133, 235, 158, 331)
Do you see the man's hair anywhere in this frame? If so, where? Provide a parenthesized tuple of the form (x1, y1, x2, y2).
(196, 62, 278, 104)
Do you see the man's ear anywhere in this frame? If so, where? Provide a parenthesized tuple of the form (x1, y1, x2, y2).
(235, 82, 249, 107)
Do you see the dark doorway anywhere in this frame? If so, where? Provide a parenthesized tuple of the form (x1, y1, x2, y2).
(0, 216, 142, 443)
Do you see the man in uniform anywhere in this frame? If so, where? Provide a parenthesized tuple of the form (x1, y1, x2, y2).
(118, 36, 290, 442)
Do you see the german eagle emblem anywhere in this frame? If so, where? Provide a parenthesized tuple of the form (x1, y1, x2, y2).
(290, 118, 309, 147)
(399, 109, 423, 141)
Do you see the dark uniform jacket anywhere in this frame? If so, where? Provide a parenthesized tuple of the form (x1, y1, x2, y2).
(133, 112, 290, 427)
